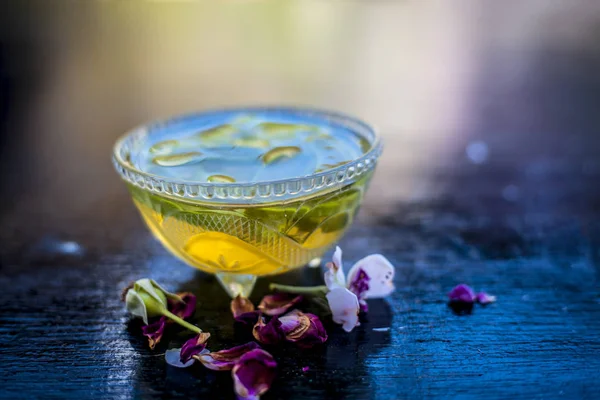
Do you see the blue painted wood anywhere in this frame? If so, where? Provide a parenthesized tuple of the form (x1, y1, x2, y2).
(1, 3, 600, 399)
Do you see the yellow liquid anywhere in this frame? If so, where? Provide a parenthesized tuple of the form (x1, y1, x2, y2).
(129, 173, 371, 276)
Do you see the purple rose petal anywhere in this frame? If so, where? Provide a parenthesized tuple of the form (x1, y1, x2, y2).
(197, 342, 261, 371)
(180, 332, 211, 363)
(168, 292, 196, 320)
(235, 310, 260, 327)
(232, 349, 277, 400)
(279, 310, 328, 348)
(258, 293, 303, 317)
(448, 284, 476, 303)
(252, 315, 285, 345)
(231, 295, 256, 318)
(141, 316, 167, 349)
(476, 292, 497, 305)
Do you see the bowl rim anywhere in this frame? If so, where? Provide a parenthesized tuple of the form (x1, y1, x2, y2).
(112, 106, 383, 202)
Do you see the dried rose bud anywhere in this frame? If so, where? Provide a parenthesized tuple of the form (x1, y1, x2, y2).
(124, 279, 182, 324)
(258, 293, 303, 317)
(448, 284, 476, 303)
(180, 332, 211, 363)
(476, 292, 497, 305)
(141, 316, 167, 349)
(196, 342, 261, 371)
(252, 315, 285, 345)
(231, 295, 255, 318)
(122, 278, 203, 335)
(232, 349, 277, 400)
(279, 310, 328, 348)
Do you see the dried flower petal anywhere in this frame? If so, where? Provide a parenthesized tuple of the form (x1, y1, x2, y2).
(197, 342, 261, 371)
(347, 254, 395, 299)
(324, 246, 346, 290)
(258, 293, 303, 317)
(279, 310, 328, 348)
(448, 284, 476, 303)
(169, 292, 196, 320)
(326, 287, 360, 332)
(252, 315, 285, 345)
(231, 295, 256, 318)
(180, 332, 211, 363)
(165, 348, 198, 368)
(232, 349, 277, 400)
(476, 292, 497, 305)
(235, 311, 260, 327)
(141, 316, 167, 349)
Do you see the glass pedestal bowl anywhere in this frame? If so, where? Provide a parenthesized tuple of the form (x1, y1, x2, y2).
(112, 107, 382, 297)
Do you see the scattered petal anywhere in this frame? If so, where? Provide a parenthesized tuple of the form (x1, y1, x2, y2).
(165, 348, 198, 368)
(476, 292, 497, 305)
(141, 317, 167, 349)
(232, 349, 277, 400)
(279, 310, 328, 348)
(347, 255, 395, 299)
(252, 315, 285, 345)
(169, 292, 196, 320)
(302, 366, 310, 372)
(448, 284, 476, 303)
(180, 332, 211, 363)
(235, 311, 261, 327)
(324, 246, 346, 290)
(325, 287, 360, 332)
(258, 293, 303, 317)
(197, 342, 261, 371)
(231, 295, 256, 318)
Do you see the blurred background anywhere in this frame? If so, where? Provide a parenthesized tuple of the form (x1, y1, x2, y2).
(1, 0, 600, 250)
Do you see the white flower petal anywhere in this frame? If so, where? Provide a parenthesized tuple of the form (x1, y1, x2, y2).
(326, 287, 359, 332)
(165, 348, 196, 368)
(347, 254, 395, 298)
(324, 247, 346, 290)
(332, 246, 343, 271)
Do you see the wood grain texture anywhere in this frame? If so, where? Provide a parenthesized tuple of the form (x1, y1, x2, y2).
(1, 2, 600, 399)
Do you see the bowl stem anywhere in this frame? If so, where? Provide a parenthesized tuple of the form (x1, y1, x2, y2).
(216, 272, 257, 298)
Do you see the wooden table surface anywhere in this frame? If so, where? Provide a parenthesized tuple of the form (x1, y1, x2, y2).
(1, 2, 600, 399)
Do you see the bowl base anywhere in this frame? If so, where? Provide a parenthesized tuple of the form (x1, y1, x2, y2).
(215, 272, 257, 298)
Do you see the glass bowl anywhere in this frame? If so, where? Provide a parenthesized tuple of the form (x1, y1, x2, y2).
(113, 107, 382, 296)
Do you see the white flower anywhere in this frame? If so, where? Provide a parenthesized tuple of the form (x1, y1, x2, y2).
(324, 247, 395, 332)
